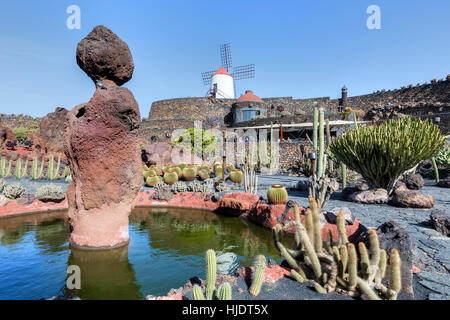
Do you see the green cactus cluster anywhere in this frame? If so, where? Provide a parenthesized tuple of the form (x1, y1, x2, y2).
(272, 198, 402, 300)
(435, 147, 450, 169)
(0, 157, 12, 178)
(329, 117, 444, 193)
(3, 183, 26, 199)
(36, 184, 65, 202)
(192, 249, 232, 300)
(47, 154, 61, 180)
(171, 181, 188, 193)
(15, 158, 28, 179)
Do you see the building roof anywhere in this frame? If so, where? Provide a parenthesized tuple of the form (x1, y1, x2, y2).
(212, 67, 232, 77)
(236, 90, 263, 103)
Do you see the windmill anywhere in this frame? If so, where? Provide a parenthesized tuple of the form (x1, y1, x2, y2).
(201, 43, 255, 99)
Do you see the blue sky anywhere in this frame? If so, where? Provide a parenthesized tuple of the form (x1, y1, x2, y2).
(0, 0, 449, 117)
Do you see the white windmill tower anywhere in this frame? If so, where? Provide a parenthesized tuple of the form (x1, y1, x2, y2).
(201, 43, 255, 99)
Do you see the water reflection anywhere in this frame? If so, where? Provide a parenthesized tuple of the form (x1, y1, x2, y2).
(65, 246, 141, 300)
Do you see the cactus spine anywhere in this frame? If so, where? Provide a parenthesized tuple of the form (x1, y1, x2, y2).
(249, 255, 266, 297)
(205, 249, 216, 300)
(192, 285, 205, 300)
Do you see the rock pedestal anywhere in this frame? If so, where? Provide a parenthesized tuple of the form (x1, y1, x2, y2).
(64, 25, 141, 249)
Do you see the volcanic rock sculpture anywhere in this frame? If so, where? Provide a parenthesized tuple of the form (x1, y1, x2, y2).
(64, 25, 141, 249)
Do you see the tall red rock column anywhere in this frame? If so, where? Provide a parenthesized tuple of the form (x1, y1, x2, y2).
(64, 25, 142, 249)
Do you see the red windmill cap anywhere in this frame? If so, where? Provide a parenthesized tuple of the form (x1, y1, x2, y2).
(236, 90, 263, 102)
(213, 67, 232, 76)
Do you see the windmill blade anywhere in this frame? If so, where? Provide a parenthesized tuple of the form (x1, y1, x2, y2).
(232, 64, 255, 80)
(220, 43, 232, 71)
(201, 70, 216, 85)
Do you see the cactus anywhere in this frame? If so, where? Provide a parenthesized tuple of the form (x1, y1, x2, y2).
(198, 168, 211, 180)
(310, 198, 322, 253)
(249, 255, 266, 297)
(47, 154, 61, 180)
(0, 157, 12, 178)
(192, 285, 205, 300)
(146, 175, 161, 187)
(178, 162, 187, 171)
(214, 166, 223, 179)
(431, 157, 440, 183)
(3, 183, 26, 199)
(389, 249, 401, 293)
(330, 117, 444, 193)
(205, 249, 217, 300)
(36, 184, 65, 202)
(162, 164, 171, 174)
(143, 170, 156, 180)
(182, 166, 197, 181)
(317, 107, 325, 178)
(336, 211, 348, 246)
(229, 169, 243, 184)
(171, 181, 188, 193)
(61, 166, 71, 179)
(169, 166, 182, 177)
(148, 165, 162, 175)
(163, 172, 178, 185)
(272, 205, 402, 300)
(341, 163, 347, 189)
(312, 105, 319, 156)
(267, 184, 288, 205)
(226, 164, 235, 173)
(216, 283, 232, 300)
(15, 158, 28, 179)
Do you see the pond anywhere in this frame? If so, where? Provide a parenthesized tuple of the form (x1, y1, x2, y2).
(0, 207, 285, 300)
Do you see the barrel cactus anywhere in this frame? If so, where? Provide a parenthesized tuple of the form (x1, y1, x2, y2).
(146, 175, 161, 187)
(178, 162, 187, 171)
(182, 166, 197, 181)
(199, 165, 211, 173)
(214, 166, 224, 179)
(162, 164, 172, 174)
(169, 166, 182, 177)
(163, 172, 179, 185)
(198, 168, 211, 180)
(226, 164, 235, 173)
(329, 117, 445, 193)
(267, 184, 288, 205)
(148, 165, 162, 175)
(229, 169, 243, 184)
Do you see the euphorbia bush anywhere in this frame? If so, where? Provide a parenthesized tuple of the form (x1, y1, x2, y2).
(329, 117, 444, 193)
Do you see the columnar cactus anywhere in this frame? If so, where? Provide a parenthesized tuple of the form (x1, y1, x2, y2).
(0, 157, 12, 178)
(15, 158, 28, 179)
(205, 249, 217, 300)
(249, 254, 266, 297)
(216, 283, 232, 300)
(47, 154, 61, 180)
(192, 285, 205, 300)
(272, 207, 402, 300)
(317, 107, 325, 178)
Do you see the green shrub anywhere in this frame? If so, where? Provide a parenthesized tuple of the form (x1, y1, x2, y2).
(172, 128, 216, 156)
(329, 117, 444, 193)
(11, 127, 35, 141)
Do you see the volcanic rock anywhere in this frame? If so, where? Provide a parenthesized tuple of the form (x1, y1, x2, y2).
(430, 210, 450, 236)
(65, 26, 141, 249)
(401, 173, 424, 190)
(390, 185, 434, 208)
(76, 25, 134, 86)
(324, 207, 355, 225)
(32, 107, 68, 153)
(349, 188, 388, 204)
(437, 177, 450, 188)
